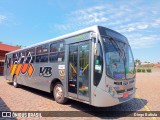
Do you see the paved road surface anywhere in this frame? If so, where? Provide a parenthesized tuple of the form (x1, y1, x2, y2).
(0, 73, 159, 120)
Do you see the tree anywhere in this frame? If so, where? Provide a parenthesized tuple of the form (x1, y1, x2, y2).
(135, 59, 141, 66)
(16, 45, 22, 48)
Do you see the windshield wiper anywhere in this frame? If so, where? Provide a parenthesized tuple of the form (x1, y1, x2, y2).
(109, 37, 127, 79)
(109, 37, 122, 58)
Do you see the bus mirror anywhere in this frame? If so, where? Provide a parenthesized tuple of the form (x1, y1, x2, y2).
(94, 43, 100, 56)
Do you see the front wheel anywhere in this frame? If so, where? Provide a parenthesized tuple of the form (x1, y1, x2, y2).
(53, 82, 68, 104)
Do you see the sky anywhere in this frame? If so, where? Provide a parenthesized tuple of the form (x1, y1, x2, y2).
(0, 0, 160, 63)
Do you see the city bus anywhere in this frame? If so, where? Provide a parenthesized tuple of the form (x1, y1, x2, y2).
(4, 26, 135, 107)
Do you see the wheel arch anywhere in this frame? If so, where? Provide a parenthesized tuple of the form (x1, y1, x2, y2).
(50, 78, 62, 93)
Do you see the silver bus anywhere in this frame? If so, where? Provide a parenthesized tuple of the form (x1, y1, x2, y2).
(4, 26, 135, 107)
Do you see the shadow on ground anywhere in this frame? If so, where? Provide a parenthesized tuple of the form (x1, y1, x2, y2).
(0, 98, 16, 120)
(18, 85, 147, 119)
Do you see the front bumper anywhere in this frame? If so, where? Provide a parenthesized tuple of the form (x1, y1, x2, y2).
(92, 87, 135, 107)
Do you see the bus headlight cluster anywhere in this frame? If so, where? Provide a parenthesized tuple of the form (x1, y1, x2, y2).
(108, 87, 115, 97)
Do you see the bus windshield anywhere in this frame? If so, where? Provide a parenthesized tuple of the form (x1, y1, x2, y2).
(103, 37, 135, 80)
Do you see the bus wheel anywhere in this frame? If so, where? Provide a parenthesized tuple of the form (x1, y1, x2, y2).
(13, 76, 19, 88)
(53, 82, 68, 104)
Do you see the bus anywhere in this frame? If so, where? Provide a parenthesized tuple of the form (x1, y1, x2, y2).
(4, 26, 135, 107)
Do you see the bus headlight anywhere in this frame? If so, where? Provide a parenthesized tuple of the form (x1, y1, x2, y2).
(108, 87, 115, 97)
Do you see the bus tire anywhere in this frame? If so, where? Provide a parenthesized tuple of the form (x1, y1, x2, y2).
(53, 82, 68, 104)
(13, 76, 19, 88)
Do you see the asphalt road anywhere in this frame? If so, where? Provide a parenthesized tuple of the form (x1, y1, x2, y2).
(0, 73, 159, 120)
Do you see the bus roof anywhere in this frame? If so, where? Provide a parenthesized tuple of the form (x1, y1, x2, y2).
(6, 25, 99, 55)
(6, 25, 128, 55)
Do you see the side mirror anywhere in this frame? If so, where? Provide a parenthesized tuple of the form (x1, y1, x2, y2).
(94, 42, 100, 56)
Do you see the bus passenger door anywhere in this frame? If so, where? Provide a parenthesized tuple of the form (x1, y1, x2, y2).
(68, 41, 90, 102)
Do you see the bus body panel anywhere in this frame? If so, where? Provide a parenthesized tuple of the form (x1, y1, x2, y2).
(92, 86, 135, 107)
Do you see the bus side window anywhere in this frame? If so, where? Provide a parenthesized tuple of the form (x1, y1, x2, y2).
(13, 53, 18, 64)
(36, 55, 48, 63)
(26, 48, 35, 63)
(36, 44, 49, 63)
(94, 42, 103, 86)
(50, 41, 65, 62)
(50, 43, 58, 52)
(7, 58, 11, 68)
(26, 56, 35, 63)
(57, 41, 65, 61)
(18, 51, 26, 63)
(5, 55, 7, 63)
(36, 44, 48, 55)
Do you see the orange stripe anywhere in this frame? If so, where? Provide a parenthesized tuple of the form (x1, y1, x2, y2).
(27, 64, 34, 77)
(11, 64, 17, 76)
(21, 64, 29, 74)
(10, 64, 13, 73)
(15, 64, 22, 76)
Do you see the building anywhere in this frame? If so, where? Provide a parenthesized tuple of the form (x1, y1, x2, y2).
(0, 43, 20, 75)
(154, 63, 160, 67)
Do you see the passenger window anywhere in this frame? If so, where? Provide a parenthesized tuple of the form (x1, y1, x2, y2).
(26, 48, 35, 63)
(13, 58, 18, 64)
(5, 55, 7, 63)
(19, 57, 25, 63)
(50, 43, 58, 52)
(58, 51, 65, 61)
(49, 53, 58, 62)
(13, 53, 18, 58)
(36, 44, 48, 55)
(58, 42, 64, 52)
(26, 56, 35, 63)
(26, 48, 35, 55)
(7, 58, 11, 68)
(50, 41, 65, 62)
(36, 55, 48, 63)
(19, 51, 25, 57)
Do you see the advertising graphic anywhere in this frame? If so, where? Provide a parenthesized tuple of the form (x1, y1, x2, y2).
(39, 67, 52, 77)
(9, 52, 34, 77)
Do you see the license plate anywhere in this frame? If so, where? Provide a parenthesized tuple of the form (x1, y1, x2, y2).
(123, 92, 129, 98)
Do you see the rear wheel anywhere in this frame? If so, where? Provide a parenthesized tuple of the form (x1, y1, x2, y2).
(53, 82, 68, 104)
(13, 76, 19, 88)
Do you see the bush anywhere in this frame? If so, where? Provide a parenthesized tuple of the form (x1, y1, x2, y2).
(142, 69, 145, 72)
(146, 68, 152, 73)
(137, 69, 141, 72)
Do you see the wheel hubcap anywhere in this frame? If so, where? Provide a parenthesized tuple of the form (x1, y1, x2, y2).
(13, 81, 16, 86)
(55, 86, 63, 99)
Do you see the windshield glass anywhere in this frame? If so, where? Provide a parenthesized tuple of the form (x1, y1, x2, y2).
(103, 37, 135, 80)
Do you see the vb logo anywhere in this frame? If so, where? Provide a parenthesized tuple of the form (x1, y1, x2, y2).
(39, 67, 52, 77)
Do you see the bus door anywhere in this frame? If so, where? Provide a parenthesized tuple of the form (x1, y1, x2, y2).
(68, 41, 90, 102)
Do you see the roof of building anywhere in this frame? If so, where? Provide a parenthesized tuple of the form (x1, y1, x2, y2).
(154, 63, 160, 67)
(0, 43, 20, 52)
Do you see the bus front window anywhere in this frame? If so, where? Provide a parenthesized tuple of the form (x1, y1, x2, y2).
(103, 37, 135, 80)
(125, 46, 135, 79)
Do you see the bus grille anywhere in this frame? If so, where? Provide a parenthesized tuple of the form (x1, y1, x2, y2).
(114, 81, 122, 85)
(116, 87, 133, 94)
(129, 80, 134, 84)
(116, 90, 125, 93)
(127, 88, 133, 92)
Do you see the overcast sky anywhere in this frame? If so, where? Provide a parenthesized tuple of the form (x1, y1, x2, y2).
(0, 0, 160, 62)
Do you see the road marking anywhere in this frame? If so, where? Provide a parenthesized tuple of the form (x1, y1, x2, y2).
(135, 94, 157, 120)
